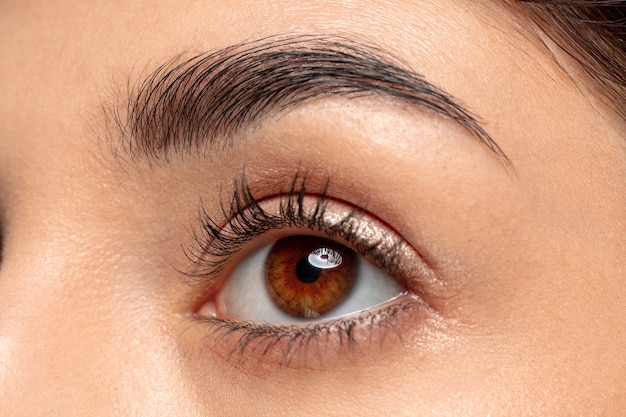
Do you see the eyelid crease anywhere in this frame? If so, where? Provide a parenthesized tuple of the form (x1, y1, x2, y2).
(108, 34, 509, 165)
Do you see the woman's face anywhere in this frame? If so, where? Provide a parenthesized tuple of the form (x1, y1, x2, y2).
(0, 0, 624, 415)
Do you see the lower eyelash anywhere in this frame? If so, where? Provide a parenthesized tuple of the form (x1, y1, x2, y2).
(195, 297, 421, 368)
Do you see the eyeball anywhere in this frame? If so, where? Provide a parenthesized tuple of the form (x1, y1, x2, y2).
(216, 235, 405, 325)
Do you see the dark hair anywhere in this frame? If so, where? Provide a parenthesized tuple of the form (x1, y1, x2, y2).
(515, 1, 625, 119)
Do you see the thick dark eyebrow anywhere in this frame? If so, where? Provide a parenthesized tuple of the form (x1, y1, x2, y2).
(110, 35, 507, 162)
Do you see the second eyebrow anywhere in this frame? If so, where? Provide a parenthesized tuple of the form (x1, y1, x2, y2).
(114, 35, 507, 162)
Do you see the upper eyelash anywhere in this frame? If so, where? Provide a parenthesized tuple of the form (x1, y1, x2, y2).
(184, 170, 428, 366)
(185, 170, 404, 279)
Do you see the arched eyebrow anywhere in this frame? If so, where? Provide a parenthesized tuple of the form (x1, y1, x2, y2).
(110, 35, 507, 163)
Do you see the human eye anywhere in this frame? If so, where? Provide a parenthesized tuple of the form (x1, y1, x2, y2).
(217, 235, 405, 324)
(187, 170, 440, 367)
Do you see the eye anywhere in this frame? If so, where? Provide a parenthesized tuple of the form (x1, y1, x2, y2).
(213, 235, 405, 324)
(188, 171, 437, 366)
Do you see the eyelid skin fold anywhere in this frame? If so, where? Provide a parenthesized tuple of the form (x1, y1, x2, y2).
(182, 170, 446, 368)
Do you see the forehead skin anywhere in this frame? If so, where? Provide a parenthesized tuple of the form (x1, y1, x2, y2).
(0, 0, 625, 416)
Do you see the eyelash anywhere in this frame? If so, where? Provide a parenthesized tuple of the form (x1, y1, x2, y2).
(186, 170, 425, 366)
(187, 171, 404, 278)
(199, 300, 415, 367)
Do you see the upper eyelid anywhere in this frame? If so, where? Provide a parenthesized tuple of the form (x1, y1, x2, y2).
(183, 171, 409, 280)
(105, 34, 508, 165)
(179, 169, 447, 315)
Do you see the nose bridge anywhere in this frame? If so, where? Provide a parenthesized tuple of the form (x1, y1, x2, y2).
(0, 235, 98, 410)
(0, 236, 128, 414)
(0, 218, 201, 415)
(0, 183, 155, 410)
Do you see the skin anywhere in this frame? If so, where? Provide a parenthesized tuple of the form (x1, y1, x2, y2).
(0, 0, 625, 415)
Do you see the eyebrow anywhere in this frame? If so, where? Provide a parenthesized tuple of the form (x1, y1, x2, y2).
(110, 35, 507, 163)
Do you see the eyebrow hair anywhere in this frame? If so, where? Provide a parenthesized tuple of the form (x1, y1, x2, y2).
(110, 35, 508, 163)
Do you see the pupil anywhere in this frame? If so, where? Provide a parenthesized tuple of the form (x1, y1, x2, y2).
(295, 257, 322, 283)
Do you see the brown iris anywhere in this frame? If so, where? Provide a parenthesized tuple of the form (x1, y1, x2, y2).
(265, 236, 357, 318)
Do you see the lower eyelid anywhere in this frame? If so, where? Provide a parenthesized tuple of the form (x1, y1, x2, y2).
(193, 294, 436, 369)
